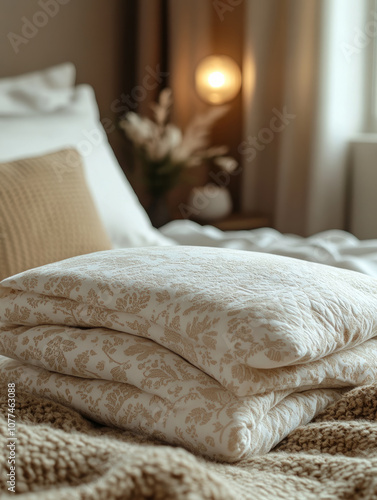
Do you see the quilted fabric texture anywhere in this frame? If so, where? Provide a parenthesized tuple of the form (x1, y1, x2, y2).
(0, 148, 112, 281)
(1, 247, 377, 395)
(1, 247, 377, 460)
(0, 341, 347, 462)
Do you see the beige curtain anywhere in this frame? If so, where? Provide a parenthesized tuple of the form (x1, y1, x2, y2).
(137, 0, 368, 235)
(241, 0, 368, 235)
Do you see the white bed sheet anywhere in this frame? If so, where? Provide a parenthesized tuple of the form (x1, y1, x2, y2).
(161, 220, 377, 277)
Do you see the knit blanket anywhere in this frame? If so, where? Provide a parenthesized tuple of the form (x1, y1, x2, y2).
(0, 383, 376, 499)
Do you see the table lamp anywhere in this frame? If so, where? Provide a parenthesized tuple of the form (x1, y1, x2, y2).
(195, 55, 242, 105)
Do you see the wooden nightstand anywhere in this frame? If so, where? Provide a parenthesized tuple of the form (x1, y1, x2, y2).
(201, 213, 271, 231)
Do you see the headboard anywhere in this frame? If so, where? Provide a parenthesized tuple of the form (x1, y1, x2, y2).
(0, 0, 136, 170)
(0, 0, 127, 120)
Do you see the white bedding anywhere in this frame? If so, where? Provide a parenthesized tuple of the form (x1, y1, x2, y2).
(161, 219, 377, 276)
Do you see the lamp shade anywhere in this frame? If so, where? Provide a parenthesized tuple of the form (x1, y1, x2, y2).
(195, 55, 242, 105)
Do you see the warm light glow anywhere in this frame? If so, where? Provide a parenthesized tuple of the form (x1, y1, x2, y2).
(208, 71, 225, 88)
(195, 55, 242, 105)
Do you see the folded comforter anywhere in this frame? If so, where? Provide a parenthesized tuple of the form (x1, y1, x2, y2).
(1, 246, 377, 462)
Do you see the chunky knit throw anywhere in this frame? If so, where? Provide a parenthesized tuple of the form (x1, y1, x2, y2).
(0, 384, 376, 499)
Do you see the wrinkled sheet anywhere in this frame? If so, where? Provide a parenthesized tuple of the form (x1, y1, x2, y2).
(161, 220, 377, 276)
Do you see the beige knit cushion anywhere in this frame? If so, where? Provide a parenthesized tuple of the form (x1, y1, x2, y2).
(0, 148, 112, 280)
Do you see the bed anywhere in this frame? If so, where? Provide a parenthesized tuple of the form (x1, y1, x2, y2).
(1, 64, 377, 499)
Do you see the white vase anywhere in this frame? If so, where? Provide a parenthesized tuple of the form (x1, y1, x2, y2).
(188, 184, 233, 222)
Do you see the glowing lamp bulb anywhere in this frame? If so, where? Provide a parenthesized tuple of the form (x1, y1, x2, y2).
(208, 71, 225, 88)
(195, 55, 242, 105)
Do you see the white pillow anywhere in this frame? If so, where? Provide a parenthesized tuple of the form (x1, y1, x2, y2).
(0, 63, 76, 115)
(0, 82, 175, 248)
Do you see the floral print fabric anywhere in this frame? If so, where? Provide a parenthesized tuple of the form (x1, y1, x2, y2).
(1, 246, 377, 460)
